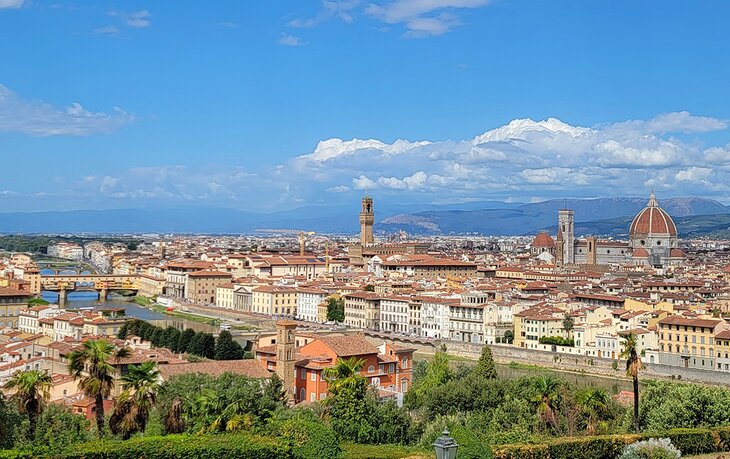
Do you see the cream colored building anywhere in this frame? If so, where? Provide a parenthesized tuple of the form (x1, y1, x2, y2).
(215, 284, 235, 309)
(251, 285, 298, 316)
(0, 287, 31, 328)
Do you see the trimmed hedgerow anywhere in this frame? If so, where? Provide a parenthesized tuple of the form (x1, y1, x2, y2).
(0, 434, 291, 459)
(494, 427, 730, 459)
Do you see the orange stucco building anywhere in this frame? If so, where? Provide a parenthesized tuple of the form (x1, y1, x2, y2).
(256, 331, 414, 404)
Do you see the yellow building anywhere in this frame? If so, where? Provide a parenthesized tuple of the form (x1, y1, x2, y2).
(716, 330, 730, 372)
(0, 287, 31, 328)
(343, 292, 381, 330)
(251, 285, 298, 316)
(656, 316, 724, 370)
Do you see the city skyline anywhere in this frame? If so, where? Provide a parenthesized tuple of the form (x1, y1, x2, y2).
(2, 1, 730, 212)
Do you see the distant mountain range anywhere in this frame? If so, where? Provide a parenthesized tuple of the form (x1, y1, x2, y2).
(378, 197, 730, 236)
(1, 197, 729, 236)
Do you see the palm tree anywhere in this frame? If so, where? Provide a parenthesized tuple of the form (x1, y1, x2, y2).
(576, 388, 610, 435)
(68, 339, 131, 436)
(163, 396, 185, 434)
(3, 369, 52, 440)
(620, 333, 643, 433)
(109, 361, 160, 439)
(322, 357, 366, 396)
(533, 375, 561, 430)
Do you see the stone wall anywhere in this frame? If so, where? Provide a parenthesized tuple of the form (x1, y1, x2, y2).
(363, 331, 730, 386)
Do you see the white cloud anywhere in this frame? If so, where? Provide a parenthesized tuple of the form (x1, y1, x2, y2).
(109, 10, 152, 28)
(609, 111, 727, 136)
(365, 0, 491, 37)
(704, 144, 730, 164)
(0, 0, 24, 9)
(0, 83, 134, 136)
(93, 25, 120, 35)
(288, 0, 360, 28)
(287, 111, 730, 202)
(326, 185, 351, 193)
(278, 33, 305, 46)
(352, 175, 376, 190)
(675, 167, 713, 183)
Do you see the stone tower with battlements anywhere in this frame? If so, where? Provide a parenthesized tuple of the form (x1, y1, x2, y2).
(359, 195, 374, 246)
(275, 320, 297, 403)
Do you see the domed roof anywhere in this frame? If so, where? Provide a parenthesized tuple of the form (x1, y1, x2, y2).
(632, 248, 650, 258)
(629, 192, 677, 237)
(669, 248, 686, 258)
(532, 232, 555, 248)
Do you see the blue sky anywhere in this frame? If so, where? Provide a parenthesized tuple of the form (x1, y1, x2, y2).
(1, 0, 730, 212)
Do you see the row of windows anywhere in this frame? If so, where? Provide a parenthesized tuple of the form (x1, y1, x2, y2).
(662, 334, 713, 345)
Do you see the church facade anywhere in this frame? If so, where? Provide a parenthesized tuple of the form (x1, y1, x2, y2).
(532, 193, 685, 268)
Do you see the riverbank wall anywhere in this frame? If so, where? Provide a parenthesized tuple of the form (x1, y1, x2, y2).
(363, 331, 730, 386)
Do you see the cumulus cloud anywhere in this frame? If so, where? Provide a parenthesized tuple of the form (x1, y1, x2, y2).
(0, 83, 134, 136)
(42, 111, 730, 210)
(365, 0, 491, 37)
(286, 111, 730, 203)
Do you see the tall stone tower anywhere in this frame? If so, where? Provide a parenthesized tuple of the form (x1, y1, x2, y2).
(558, 209, 575, 265)
(359, 195, 374, 246)
(275, 320, 297, 403)
(586, 236, 598, 266)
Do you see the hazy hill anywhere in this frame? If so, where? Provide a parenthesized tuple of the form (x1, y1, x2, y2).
(377, 197, 729, 235)
(0, 197, 727, 235)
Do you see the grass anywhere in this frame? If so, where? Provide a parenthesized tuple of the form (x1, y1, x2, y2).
(687, 455, 730, 459)
(342, 443, 435, 459)
(134, 296, 221, 326)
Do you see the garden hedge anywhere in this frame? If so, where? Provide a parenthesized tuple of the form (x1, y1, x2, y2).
(0, 433, 291, 459)
(494, 427, 730, 459)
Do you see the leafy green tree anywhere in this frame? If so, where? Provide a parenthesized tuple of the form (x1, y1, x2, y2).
(214, 331, 245, 360)
(68, 339, 131, 436)
(471, 346, 498, 381)
(18, 403, 89, 452)
(364, 284, 375, 292)
(503, 329, 514, 344)
(178, 328, 196, 354)
(197, 333, 216, 359)
(109, 361, 161, 439)
(576, 388, 610, 435)
(323, 357, 371, 441)
(620, 332, 643, 433)
(0, 393, 22, 449)
(151, 328, 165, 347)
(407, 351, 452, 408)
(326, 297, 345, 322)
(3, 369, 52, 440)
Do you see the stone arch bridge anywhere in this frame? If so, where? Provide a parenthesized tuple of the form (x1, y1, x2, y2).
(40, 274, 140, 302)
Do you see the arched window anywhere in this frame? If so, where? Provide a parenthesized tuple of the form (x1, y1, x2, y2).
(368, 365, 375, 373)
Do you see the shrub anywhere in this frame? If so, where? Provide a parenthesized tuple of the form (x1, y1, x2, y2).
(494, 427, 730, 459)
(47, 433, 289, 459)
(274, 418, 340, 459)
(620, 438, 681, 459)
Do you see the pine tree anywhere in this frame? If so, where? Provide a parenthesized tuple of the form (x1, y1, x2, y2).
(117, 323, 129, 339)
(178, 328, 196, 354)
(214, 331, 245, 360)
(187, 333, 203, 355)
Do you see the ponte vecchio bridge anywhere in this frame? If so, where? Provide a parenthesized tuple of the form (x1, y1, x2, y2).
(40, 274, 140, 303)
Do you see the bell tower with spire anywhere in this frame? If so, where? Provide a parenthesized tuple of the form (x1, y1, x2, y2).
(359, 193, 374, 246)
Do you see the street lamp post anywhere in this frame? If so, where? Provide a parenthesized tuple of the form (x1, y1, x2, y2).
(433, 428, 459, 459)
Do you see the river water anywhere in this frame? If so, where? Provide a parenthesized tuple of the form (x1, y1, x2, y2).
(40, 290, 218, 333)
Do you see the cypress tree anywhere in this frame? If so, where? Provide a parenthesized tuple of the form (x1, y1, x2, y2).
(166, 328, 182, 352)
(199, 333, 216, 359)
(178, 328, 196, 354)
(214, 331, 245, 360)
(471, 346, 497, 380)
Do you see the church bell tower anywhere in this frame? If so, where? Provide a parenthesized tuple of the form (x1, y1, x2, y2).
(359, 195, 374, 246)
